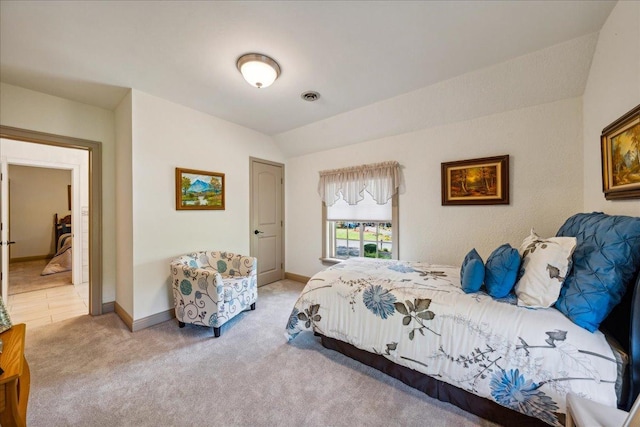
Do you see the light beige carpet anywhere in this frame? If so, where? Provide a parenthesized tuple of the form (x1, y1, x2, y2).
(24, 280, 499, 427)
(9, 259, 71, 295)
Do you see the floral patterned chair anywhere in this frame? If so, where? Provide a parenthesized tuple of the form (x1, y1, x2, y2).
(171, 251, 257, 337)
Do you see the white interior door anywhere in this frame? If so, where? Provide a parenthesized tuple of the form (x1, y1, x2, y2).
(250, 159, 284, 286)
(1, 159, 8, 300)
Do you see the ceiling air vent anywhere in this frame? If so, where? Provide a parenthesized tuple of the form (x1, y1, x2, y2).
(301, 91, 320, 102)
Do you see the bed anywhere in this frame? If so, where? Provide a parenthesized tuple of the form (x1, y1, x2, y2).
(54, 213, 71, 244)
(285, 212, 640, 426)
(41, 214, 73, 276)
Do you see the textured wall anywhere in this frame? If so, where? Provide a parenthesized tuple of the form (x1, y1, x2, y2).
(129, 90, 284, 320)
(114, 91, 134, 314)
(286, 98, 583, 278)
(8, 165, 70, 258)
(582, 1, 640, 216)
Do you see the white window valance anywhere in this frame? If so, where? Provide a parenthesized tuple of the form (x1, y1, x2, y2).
(318, 161, 400, 206)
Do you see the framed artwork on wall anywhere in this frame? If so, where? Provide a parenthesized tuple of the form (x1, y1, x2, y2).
(601, 104, 640, 200)
(175, 168, 225, 210)
(441, 155, 509, 205)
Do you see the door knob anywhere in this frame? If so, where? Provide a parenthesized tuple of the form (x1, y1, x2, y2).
(254, 230, 264, 235)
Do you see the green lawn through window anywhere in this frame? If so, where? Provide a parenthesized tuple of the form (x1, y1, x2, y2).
(335, 228, 391, 242)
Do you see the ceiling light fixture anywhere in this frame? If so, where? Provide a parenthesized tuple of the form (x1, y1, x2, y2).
(236, 53, 281, 89)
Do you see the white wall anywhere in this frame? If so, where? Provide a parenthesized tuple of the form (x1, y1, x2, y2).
(286, 98, 584, 277)
(0, 82, 117, 301)
(128, 90, 284, 320)
(8, 165, 70, 258)
(583, 1, 640, 216)
(115, 91, 134, 315)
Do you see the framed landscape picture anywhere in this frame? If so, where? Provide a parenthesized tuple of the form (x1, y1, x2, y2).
(601, 104, 640, 200)
(441, 155, 509, 205)
(175, 168, 225, 210)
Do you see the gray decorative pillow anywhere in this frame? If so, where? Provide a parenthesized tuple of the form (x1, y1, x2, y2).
(514, 229, 576, 308)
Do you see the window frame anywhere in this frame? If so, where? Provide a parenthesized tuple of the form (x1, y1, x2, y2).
(321, 194, 398, 263)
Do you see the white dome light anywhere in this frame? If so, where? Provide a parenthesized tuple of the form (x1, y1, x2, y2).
(236, 53, 281, 89)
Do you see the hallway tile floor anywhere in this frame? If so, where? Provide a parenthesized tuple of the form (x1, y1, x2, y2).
(6, 282, 89, 329)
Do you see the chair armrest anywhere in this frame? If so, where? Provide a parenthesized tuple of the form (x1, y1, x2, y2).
(237, 256, 257, 277)
(171, 263, 224, 302)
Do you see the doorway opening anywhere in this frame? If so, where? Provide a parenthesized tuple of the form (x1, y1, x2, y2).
(0, 125, 103, 326)
(6, 163, 89, 327)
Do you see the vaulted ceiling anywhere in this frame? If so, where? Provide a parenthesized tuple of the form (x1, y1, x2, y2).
(0, 1, 616, 154)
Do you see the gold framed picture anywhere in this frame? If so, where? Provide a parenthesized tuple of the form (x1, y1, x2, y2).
(601, 104, 640, 200)
(175, 168, 225, 210)
(441, 155, 509, 205)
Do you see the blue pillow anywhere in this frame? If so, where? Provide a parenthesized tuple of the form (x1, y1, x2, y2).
(555, 212, 640, 332)
(460, 248, 484, 293)
(484, 244, 520, 298)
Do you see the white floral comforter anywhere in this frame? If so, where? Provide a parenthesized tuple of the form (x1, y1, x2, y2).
(285, 258, 619, 426)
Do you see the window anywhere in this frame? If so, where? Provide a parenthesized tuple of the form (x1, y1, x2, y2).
(329, 222, 393, 259)
(318, 161, 400, 261)
(325, 191, 397, 260)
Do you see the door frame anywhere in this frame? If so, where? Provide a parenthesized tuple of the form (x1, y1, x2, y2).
(0, 125, 103, 315)
(249, 157, 285, 285)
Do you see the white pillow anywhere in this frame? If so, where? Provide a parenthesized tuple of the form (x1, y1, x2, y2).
(514, 229, 577, 308)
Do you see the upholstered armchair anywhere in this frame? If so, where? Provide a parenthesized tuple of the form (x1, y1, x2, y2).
(171, 251, 257, 337)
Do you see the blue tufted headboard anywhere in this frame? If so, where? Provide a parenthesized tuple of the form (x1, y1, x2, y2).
(555, 212, 640, 411)
(600, 271, 640, 410)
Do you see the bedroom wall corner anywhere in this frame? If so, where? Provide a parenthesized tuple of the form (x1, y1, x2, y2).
(129, 90, 285, 322)
(582, 1, 640, 216)
(115, 90, 134, 319)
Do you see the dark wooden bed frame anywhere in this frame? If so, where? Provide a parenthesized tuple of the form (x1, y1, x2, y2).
(54, 213, 71, 246)
(602, 271, 640, 411)
(318, 272, 640, 426)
